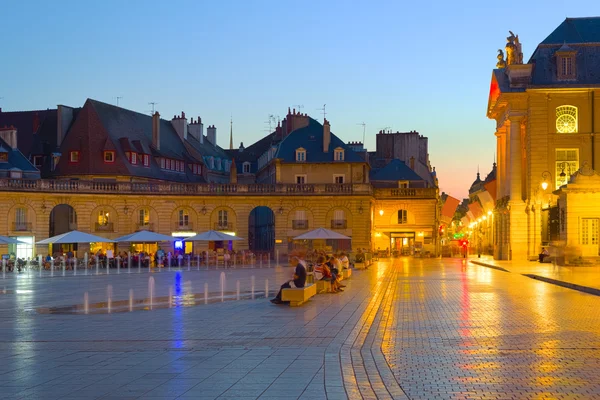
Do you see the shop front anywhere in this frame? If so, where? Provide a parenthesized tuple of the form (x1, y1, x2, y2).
(8, 236, 35, 259)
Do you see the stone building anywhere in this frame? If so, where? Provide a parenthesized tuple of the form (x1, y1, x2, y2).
(0, 103, 440, 259)
(487, 18, 600, 261)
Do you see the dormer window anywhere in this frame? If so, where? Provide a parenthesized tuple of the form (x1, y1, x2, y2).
(556, 45, 577, 80)
(243, 162, 251, 173)
(104, 151, 115, 163)
(0, 148, 8, 163)
(216, 158, 222, 170)
(33, 155, 43, 168)
(398, 180, 409, 188)
(131, 152, 137, 165)
(334, 148, 345, 161)
(209, 157, 215, 169)
(70, 151, 79, 163)
(143, 154, 149, 167)
(295, 148, 306, 162)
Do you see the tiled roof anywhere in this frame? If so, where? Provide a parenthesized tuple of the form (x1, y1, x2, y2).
(275, 118, 365, 163)
(540, 17, 600, 45)
(0, 137, 40, 175)
(370, 158, 423, 182)
(0, 109, 56, 157)
(225, 132, 280, 173)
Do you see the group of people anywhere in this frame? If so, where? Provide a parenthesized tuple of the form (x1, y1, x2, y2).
(270, 252, 350, 304)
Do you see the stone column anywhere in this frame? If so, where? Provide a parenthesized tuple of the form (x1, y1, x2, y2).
(508, 114, 528, 260)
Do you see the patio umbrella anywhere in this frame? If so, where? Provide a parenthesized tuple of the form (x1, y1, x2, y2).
(114, 231, 174, 243)
(294, 228, 351, 240)
(36, 230, 115, 245)
(186, 230, 244, 241)
(0, 235, 27, 245)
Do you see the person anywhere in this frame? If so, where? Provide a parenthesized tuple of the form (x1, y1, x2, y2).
(271, 257, 307, 304)
(539, 247, 550, 263)
(339, 252, 350, 269)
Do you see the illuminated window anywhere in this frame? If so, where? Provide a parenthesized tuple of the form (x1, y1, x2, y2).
(556, 106, 577, 133)
(104, 151, 115, 163)
(178, 209, 189, 227)
(70, 151, 79, 162)
(138, 209, 149, 226)
(98, 209, 110, 226)
(131, 152, 137, 165)
(555, 148, 579, 189)
(581, 218, 599, 246)
(143, 154, 149, 167)
(295, 148, 306, 162)
(398, 209, 408, 224)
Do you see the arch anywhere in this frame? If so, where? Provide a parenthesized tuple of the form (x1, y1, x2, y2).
(49, 204, 77, 237)
(130, 204, 160, 232)
(210, 206, 237, 232)
(248, 206, 275, 255)
(556, 105, 578, 133)
(89, 204, 119, 233)
(171, 206, 197, 232)
(7, 203, 37, 233)
(287, 206, 314, 231)
(325, 205, 353, 230)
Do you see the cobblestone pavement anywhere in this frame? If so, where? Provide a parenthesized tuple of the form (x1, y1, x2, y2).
(1, 259, 600, 399)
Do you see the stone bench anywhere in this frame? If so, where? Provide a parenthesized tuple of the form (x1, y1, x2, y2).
(354, 262, 367, 270)
(341, 268, 352, 279)
(316, 279, 332, 293)
(281, 284, 317, 306)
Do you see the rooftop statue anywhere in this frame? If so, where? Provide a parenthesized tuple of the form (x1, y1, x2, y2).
(505, 31, 524, 65)
(496, 49, 507, 69)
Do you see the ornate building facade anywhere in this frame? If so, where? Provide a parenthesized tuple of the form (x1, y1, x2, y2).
(0, 103, 440, 259)
(487, 18, 600, 261)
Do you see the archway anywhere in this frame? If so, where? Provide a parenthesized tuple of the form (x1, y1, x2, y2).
(248, 206, 275, 256)
(49, 204, 77, 237)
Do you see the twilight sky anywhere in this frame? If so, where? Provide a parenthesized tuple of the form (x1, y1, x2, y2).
(2, 1, 597, 199)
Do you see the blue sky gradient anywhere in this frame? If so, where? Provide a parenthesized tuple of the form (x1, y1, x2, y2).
(2, 0, 598, 198)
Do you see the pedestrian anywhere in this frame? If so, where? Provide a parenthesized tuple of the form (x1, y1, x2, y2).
(271, 257, 307, 304)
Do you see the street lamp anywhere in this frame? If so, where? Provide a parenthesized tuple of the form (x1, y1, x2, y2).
(541, 171, 551, 191)
(379, 209, 384, 216)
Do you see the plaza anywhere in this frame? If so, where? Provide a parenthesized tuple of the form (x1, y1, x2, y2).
(1, 258, 599, 399)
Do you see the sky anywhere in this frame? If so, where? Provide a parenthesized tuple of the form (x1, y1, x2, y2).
(2, 0, 598, 199)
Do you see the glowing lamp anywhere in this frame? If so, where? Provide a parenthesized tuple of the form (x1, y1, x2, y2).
(482, 216, 487, 221)
(541, 181, 548, 191)
(379, 209, 384, 216)
(487, 210, 492, 216)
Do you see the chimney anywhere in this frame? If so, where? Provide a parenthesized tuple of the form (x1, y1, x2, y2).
(188, 116, 204, 143)
(152, 112, 161, 150)
(207, 125, 217, 146)
(32, 112, 40, 134)
(323, 119, 331, 152)
(410, 156, 415, 170)
(57, 105, 75, 147)
(171, 112, 188, 141)
(230, 158, 238, 184)
(0, 126, 18, 149)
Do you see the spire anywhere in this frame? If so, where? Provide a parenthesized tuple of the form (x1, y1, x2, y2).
(229, 116, 233, 150)
(477, 164, 480, 179)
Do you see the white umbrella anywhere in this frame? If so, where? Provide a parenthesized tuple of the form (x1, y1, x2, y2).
(294, 228, 351, 240)
(0, 235, 26, 245)
(114, 231, 174, 243)
(186, 230, 244, 241)
(36, 230, 115, 245)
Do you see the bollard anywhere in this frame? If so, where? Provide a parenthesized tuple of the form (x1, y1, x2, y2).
(84, 292, 89, 315)
(128, 251, 131, 274)
(169, 285, 173, 308)
(204, 282, 208, 304)
(39, 255, 43, 278)
(236, 280, 240, 300)
(84, 253, 88, 276)
(129, 289, 134, 312)
(265, 279, 269, 298)
(74, 257, 77, 276)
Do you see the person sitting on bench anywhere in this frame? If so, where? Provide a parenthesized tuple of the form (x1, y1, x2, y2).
(271, 257, 307, 304)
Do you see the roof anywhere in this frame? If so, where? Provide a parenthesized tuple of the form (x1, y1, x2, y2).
(370, 158, 423, 182)
(539, 17, 600, 45)
(225, 132, 280, 173)
(528, 17, 600, 86)
(484, 163, 497, 183)
(0, 137, 40, 175)
(275, 118, 365, 163)
(469, 173, 483, 194)
(0, 109, 58, 157)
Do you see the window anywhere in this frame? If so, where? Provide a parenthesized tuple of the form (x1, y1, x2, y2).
(555, 148, 579, 189)
(161, 158, 165, 169)
(98, 209, 110, 226)
(138, 209, 150, 226)
(9, 170, 22, 179)
(143, 154, 149, 167)
(398, 209, 408, 224)
(295, 175, 306, 184)
(218, 210, 228, 227)
(166, 159, 171, 170)
(581, 219, 599, 246)
(562, 57, 573, 76)
(243, 162, 251, 173)
(33, 155, 43, 168)
(333, 174, 345, 184)
(70, 151, 79, 162)
(398, 181, 409, 188)
(295, 148, 306, 162)
(334, 149, 345, 161)
(556, 106, 578, 133)
(131, 152, 137, 165)
(0, 151, 7, 162)
(295, 210, 306, 220)
(178, 209, 189, 227)
(15, 207, 26, 228)
(104, 151, 115, 163)
(216, 158, 222, 170)
(557, 52, 576, 80)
